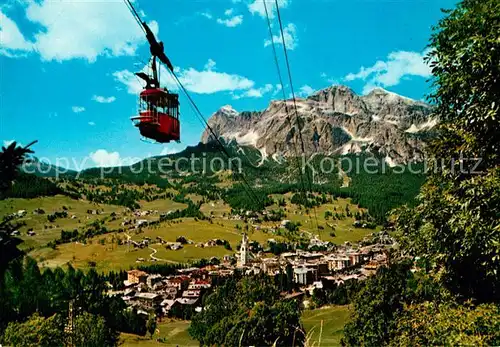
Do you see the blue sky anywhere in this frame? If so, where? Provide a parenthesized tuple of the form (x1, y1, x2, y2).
(0, 0, 457, 169)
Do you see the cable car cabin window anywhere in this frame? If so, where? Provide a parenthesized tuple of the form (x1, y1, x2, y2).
(166, 94, 179, 119)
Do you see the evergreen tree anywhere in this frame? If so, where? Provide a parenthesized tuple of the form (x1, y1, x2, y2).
(0, 140, 36, 195)
(146, 315, 157, 339)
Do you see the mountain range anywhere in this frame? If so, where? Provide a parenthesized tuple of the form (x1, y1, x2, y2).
(201, 86, 436, 165)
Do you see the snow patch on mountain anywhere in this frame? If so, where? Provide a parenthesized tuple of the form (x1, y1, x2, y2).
(405, 118, 438, 133)
(201, 85, 435, 164)
(225, 131, 260, 147)
(220, 105, 239, 116)
(384, 155, 397, 167)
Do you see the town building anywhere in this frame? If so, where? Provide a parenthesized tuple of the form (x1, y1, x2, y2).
(132, 292, 162, 309)
(127, 270, 148, 285)
(238, 233, 249, 267)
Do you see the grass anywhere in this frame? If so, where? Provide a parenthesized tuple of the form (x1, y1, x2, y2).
(130, 218, 274, 248)
(30, 215, 282, 271)
(0, 195, 124, 250)
(302, 305, 351, 347)
(31, 233, 153, 272)
(266, 195, 379, 245)
(139, 199, 187, 213)
(200, 199, 231, 217)
(186, 194, 203, 204)
(119, 306, 350, 347)
(136, 218, 240, 242)
(120, 319, 196, 347)
(7, 192, 378, 272)
(153, 244, 232, 263)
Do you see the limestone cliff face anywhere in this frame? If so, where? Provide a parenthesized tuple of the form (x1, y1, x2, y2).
(201, 86, 436, 164)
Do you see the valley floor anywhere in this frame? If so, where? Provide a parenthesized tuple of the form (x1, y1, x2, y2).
(1, 192, 377, 272)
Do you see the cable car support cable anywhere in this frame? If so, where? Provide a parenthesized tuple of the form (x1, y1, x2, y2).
(263, 0, 315, 231)
(268, 0, 321, 234)
(123, 0, 265, 210)
(168, 69, 266, 209)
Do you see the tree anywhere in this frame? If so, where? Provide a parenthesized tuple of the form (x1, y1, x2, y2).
(391, 302, 500, 346)
(2, 313, 65, 347)
(72, 312, 119, 347)
(0, 140, 36, 195)
(146, 314, 157, 339)
(1, 257, 145, 339)
(0, 141, 37, 273)
(189, 275, 304, 346)
(341, 261, 443, 346)
(344, 2, 500, 343)
(394, 0, 500, 302)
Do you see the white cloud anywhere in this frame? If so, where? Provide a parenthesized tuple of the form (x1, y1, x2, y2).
(88, 121, 96, 126)
(20, 0, 158, 62)
(204, 59, 217, 71)
(89, 149, 122, 167)
(297, 85, 314, 97)
(248, 0, 289, 19)
(160, 147, 179, 156)
(72, 106, 85, 113)
(114, 59, 255, 95)
(217, 15, 243, 27)
(345, 50, 431, 95)
(0, 10, 34, 57)
(92, 95, 116, 103)
(273, 84, 283, 96)
(264, 23, 298, 50)
(232, 83, 275, 99)
(200, 11, 213, 19)
(212, 8, 243, 28)
(321, 73, 340, 85)
(180, 64, 254, 94)
(112, 70, 144, 94)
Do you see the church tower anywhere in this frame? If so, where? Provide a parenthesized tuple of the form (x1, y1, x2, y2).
(239, 232, 249, 266)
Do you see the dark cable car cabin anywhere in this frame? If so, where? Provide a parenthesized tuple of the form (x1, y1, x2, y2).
(131, 88, 180, 143)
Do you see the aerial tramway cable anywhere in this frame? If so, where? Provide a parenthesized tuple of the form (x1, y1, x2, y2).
(124, 0, 146, 35)
(168, 69, 266, 209)
(265, 0, 321, 234)
(262, 0, 314, 227)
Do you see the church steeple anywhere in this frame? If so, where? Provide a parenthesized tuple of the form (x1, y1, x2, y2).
(239, 232, 249, 266)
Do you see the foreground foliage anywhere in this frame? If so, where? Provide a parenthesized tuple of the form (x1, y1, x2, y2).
(3, 311, 119, 347)
(342, 261, 443, 346)
(344, 0, 500, 345)
(395, 0, 500, 302)
(189, 274, 304, 346)
(0, 257, 146, 345)
(392, 302, 500, 346)
(3, 313, 65, 347)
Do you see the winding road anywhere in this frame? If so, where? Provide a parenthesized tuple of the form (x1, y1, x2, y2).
(125, 232, 176, 263)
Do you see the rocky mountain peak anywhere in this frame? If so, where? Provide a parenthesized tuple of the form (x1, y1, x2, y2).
(308, 85, 367, 115)
(217, 105, 239, 117)
(201, 85, 435, 165)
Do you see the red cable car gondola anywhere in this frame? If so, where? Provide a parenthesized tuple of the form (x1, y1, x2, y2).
(128, 5, 180, 143)
(131, 86, 180, 143)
